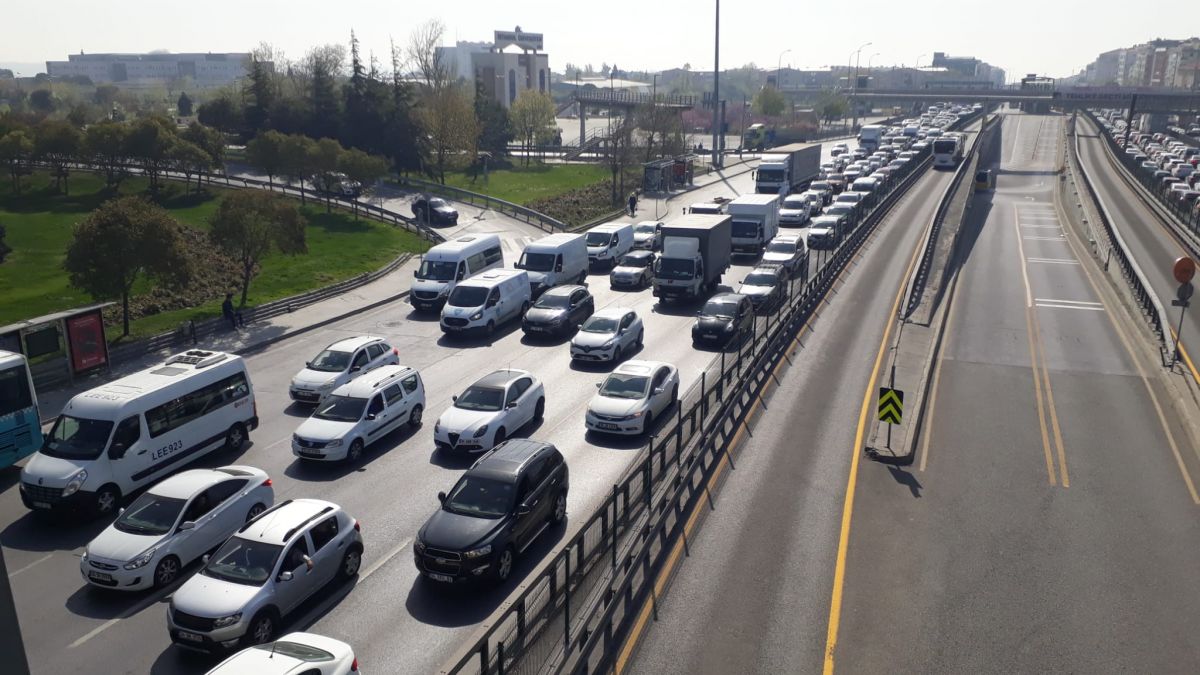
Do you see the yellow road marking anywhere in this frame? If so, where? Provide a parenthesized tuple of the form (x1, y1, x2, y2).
(1031, 302, 1070, 487)
(1015, 213, 1059, 485)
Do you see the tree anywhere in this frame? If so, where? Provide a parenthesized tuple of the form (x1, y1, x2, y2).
(244, 51, 275, 130)
(305, 45, 344, 140)
(0, 131, 34, 195)
(312, 137, 343, 212)
(83, 121, 129, 188)
(418, 86, 478, 184)
(124, 117, 176, 193)
(208, 191, 307, 306)
(408, 20, 451, 92)
(168, 139, 212, 193)
(508, 90, 556, 166)
(30, 89, 57, 115)
(93, 84, 120, 108)
(64, 196, 191, 336)
(197, 95, 242, 134)
(177, 92, 193, 117)
(34, 120, 82, 195)
(474, 80, 512, 160)
(181, 122, 226, 174)
(246, 129, 287, 188)
(338, 148, 388, 218)
(388, 37, 424, 175)
(279, 133, 317, 203)
(752, 86, 787, 117)
(815, 90, 849, 124)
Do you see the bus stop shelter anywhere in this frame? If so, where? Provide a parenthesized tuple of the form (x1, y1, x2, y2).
(0, 303, 112, 391)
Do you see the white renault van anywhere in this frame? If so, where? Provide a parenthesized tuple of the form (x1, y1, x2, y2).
(516, 233, 589, 295)
(585, 223, 634, 269)
(440, 268, 532, 337)
(409, 234, 504, 311)
(20, 350, 258, 518)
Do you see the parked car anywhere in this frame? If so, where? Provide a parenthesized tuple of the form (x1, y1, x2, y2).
(521, 285, 594, 338)
(609, 250, 656, 289)
(434, 370, 546, 453)
(415, 439, 568, 584)
(585, 360, 680, 436)
(691, 293, 754, 348)
(204, 633, 360, 674)
(411, 196, 459, 225)
(570, 308, 644, 363)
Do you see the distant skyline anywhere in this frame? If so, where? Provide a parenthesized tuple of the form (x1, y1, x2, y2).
(2, 1, 1184, 81)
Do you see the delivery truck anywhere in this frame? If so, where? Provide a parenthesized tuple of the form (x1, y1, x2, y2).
(754, 143, 822, 194)
(653, 214, 733, 302)
(727, 194, 781, 255)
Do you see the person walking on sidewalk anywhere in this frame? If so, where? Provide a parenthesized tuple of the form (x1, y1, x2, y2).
(222, 293, 239, 330)
(627, 191, 638, 217)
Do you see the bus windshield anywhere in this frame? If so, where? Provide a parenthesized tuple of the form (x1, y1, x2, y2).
(0, 364, 34, 418)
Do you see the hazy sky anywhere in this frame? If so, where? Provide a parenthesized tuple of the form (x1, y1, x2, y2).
(1, 0, 1182, 80)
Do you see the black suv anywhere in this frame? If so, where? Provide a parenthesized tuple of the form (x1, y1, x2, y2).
(412, 195, 460, 225)
(415, 440, 568, 584)
(692, 293, 754, 348)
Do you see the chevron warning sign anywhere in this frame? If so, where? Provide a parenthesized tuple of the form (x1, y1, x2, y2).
(878, 387, 904, 425)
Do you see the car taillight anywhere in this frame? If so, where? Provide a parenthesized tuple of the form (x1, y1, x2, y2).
(353, 519, 360, 532)
(351, 657, 359, 672)
(263, 478, 273, 487)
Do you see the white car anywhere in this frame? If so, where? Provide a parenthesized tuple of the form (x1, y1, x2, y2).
(205, 632, 360, 674)
(570, 308, 644, 363)
(778, 195, 812, 227)
(434, 370, 546, 453)
(762, 234, 809, 279)
(585, 361, 680, 435)
(632, 221, 663, 250)
(292, 366, 426, 463)
(81, 466, 273, 591)
(289, 336, 398, 405)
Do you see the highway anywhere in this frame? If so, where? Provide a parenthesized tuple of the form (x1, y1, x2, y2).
(1, 141, 850, 674)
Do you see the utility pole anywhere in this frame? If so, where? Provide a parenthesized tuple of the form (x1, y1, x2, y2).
(852, 41, 872, 131)
(712, 0, 721, 169)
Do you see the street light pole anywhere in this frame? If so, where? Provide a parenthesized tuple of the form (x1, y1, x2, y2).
(852, 41, 872, 130)
(712, 0, 721, 169)
(776, 48, 792, 87)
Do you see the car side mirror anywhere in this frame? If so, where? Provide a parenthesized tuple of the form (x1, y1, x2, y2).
(202, 554, 210, 564)
(506, 402, 518, 410)
(437, 491, 447, 503)
(412, 270, 418, 278)
(178, 521, 196, 532)
(350, 365, 361, 373)
(653, 387, 665, 395)
(517, 503, 532, 516)
(365, 413, 377, 421)
(555, 263, 563, 272)
(305, 361, 312, 368)
(451, 394, 458, 402)
(278, 570, 294, 582)
(118, 507, 125, 515)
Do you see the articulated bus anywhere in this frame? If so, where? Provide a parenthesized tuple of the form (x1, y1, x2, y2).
(932, 133, 965, 169)
(0, 350, 42, 469)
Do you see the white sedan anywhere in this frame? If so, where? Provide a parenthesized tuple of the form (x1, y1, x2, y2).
(81, 466, 273, 591)
(434, 369, 546, 452)
(585, 360, 680, 435)
(204, 632, 360, 674)
(570, 308, 644, 363)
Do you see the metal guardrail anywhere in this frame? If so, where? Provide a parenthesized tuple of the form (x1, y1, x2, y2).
(396, 176, 567, 234)
(441, 134, 937, 675)
(1070, 112, 1171, 355)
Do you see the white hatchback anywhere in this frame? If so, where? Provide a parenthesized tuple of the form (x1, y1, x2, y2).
(81, 466, 273, 591)
(434, 370, 546, 453)
(585, 361, 680, 435)
(204, 632, 360, 674)
(570, 308, 644, 363)
(292, 366, 426, 463)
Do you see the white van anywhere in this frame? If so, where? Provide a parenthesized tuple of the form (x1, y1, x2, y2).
(20, 350, 257, 518)
(292, 364, 426, 463)
(440, 268, 532, 337)
(410, 234, 504, 311)
(516, 233, 589, 295)
(584, 223, 635, 268)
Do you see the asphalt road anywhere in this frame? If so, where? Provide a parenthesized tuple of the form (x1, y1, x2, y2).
(626, 130, 974, 673)
(831, 112, 1200, 673)
(2, 142, 846, 674)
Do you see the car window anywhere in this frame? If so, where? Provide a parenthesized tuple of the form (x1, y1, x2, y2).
(282, 537, 311, 573)
(309, 516, 339, 552)
(182, 490, 216, 523)
(111, 415, 141, 451)
(516, 476, 534, 505)
(487, 289, 500, 306)
(505, 381, 526, 407)
(401, 374, 420, 395)
(367, 394, 385, 415)
(526, 456, 550, 489)
(456, 261, 467, 281)
(652, 368, 667, 388)
(366, 343, 385, 360)
(619, 313, 633, 330)
(484, 246, 504, 266)
(570, 290, 586, 306)
(207, 479, 248, 506)
(514, 377, 532, 399)
(384, 384, 405, 407)
(351, 350, 369, 370)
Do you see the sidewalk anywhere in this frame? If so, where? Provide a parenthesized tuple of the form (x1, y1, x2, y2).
(38, 256, 420, 423)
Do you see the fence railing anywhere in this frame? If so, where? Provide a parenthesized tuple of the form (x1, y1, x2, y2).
(395, 175, 567, 234)
(440, 123, 939, 675)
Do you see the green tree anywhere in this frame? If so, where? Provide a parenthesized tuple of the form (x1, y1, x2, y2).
(197, 95, 242, 134)
(418, 86, 478, 183)
(815, 90, 848, 125)
(0, 131, 34, 195)
(337, 148, 388, 218)
(208, 191, 307, 306)
(168, 139, 212, 193)
(63, 196, 192, 336)
(34, 120, 82, 195)
(83, 121, 129, 188)
(93, 84, 120, 108)
(246, 129, 287, 188)
(30, 89, 57, 115)
(388, 38, 424, 174)
(474, 80, 513, 160)
(508, 90, 556, 166)
(752, 86, 787, 117)
(305, 45, 344, 140)
(181, 122, 226, 175)
(244, 54, 275, 130)
(279, 134, 317, 204)
(177, 92, 194, 117)
(124, 117, 177, 193)
(313, 137, 343, 212)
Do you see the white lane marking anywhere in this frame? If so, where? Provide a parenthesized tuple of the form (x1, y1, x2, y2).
(1014, 212, 1033, 308)
(1036, 303, 1105, 311)
(360, 537, 412, 581)
(1020, 224, 1062, 229)
(1010, 115, 1023, 165)
(69, 589, 173, 649)
(1027, 258, 1080, 265)
(1035, 298, 1102, 306)
(8, 553, 53, 579)
(1023, 236, 1066, 241)
(291, 539, 410, 634)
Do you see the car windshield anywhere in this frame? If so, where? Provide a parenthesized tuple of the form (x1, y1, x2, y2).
(517, 251, 556, 272)
(702, 299, 738, 319)
(586, 232, 612, 247)
(744, 272, 776, 286)
(811, 182, 831, 191)
(455, 386, 504, 411)
(417, 259, 457, 281)
(828, 206, 854, 216)
(41, 415, 113, 461)
(444, 475, 516, 518)
(658, 258, 695, 279)
(447, 285, 488, 307)
(635, 224, 657, 234)
(600, 374, 650, 399)
(783, 198, 808, 209)
(581, 316, 619, 333)
(618, 255, 650, 268)
(313, 395, 367, 422)
(732, 221, 760, 238)
(766, 241, 797, 254)
(202, 537, 283, 586)
(252, 641, 334, 662)
(308, 349, 351, 373)
(113, 493, 186, 536)
(534, 293, 571, 309)
(429, 198, 450, 209)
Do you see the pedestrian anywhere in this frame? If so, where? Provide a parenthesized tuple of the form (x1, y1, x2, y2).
(222, 293, 238, 331)
(628, 191, 638, 217)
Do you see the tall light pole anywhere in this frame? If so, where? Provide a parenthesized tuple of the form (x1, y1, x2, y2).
(915, 53, 927, 70)
(852, 41, 872, 130)
(776, 48, 792, 87)
(712, 0, 721, 168)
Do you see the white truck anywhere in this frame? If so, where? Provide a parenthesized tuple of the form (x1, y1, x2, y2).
(652, 215, 733, 302)
(754, 143, 822, 195)
(858, 124, 886, 152)
(727, 194, 781, 255)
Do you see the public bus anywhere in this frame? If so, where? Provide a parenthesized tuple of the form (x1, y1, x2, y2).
(0, 350, 42, 469)
(932, 134, 965, 169)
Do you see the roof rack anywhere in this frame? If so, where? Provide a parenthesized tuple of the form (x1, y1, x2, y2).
(283, 505, 335, 543)
(166, 349, 229, 369)
(238, 499, 292, 533)
(370, 367, 410, 389)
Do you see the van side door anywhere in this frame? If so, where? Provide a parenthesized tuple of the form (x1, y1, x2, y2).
(108, 415, 144, 489)
(364, 394, 389, 444)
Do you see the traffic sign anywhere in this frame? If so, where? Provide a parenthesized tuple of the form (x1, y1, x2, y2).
(1174, 257, 1196, 285)
(878, 387, 904, 425)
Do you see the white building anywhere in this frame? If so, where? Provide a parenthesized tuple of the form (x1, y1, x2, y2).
(46, 52, 264, 88)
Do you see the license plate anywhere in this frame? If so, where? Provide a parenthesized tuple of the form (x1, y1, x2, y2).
(176, 630, 204, 642)
(88, 571, 113, 582)
(427, 573, 454, 583)
(704, 333, 717, 339)
(32, 501, 51, 509)
(598, 423, 620, 430)
(527, 326, 544, 332)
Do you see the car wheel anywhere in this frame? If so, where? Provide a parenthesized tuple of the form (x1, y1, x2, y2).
(153, 555, 180, 589)
(340, 545, 363, 580)
(224, 423, 247, 451)
(534, 398, 545, 421)
(494, 546, 516, 583)
(244, 611, 276, 646)
(409, 405, 424, 428)
(671, 384, 679, 407)
(642, 412, 654, 436)
(578, 271, 588, 284)
(346, 438, 364, 463)
(246, 503, 267, 523)
(637, 330, 644, 349)
(549, 490, 567, 525)
(95, 485, 120, 517)
(493, 428, 506, 448)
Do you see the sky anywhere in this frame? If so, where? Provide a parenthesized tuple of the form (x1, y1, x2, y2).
(1, 0, 1184, 81)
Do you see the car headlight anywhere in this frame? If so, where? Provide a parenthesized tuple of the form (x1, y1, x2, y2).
(414, 540, 426, 554)
(470, 311, 483, 321)
(602, 338, 616, 348)
(464, 544, 493, 559)
(724, 323, 736, 332)
(326, 438, 344, 447)
(62, 469, 88, 497)
(318, 381, 336, 391)
(123, 546, 159, 570)
(621, 410, 646, 421)
(473, 425, 489, 439)
(80, 550, 88, 562)
(212, 612, 243, 629)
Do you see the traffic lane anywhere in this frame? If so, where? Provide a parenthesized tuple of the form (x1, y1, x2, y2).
(630, 163, 959, 673)
(1074, 119, 1200, 380)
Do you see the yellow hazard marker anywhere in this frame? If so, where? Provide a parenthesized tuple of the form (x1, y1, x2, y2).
(877, 387, 904, 425)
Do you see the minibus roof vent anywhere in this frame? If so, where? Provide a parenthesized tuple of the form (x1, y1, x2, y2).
(165, 349, 230, 369)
